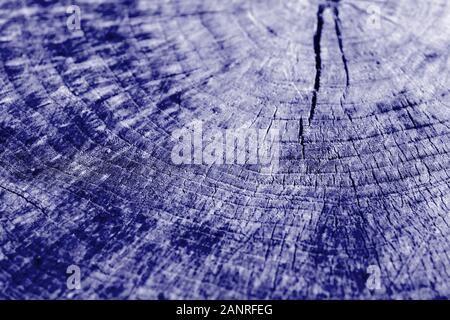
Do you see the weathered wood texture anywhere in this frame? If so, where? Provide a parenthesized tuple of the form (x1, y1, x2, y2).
(0, 0, 449, 299)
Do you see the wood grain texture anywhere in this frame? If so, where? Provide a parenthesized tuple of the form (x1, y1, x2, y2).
(0, 0, 449, 299)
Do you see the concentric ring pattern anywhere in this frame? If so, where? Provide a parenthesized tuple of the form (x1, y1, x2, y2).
(0, 0, 449, 299)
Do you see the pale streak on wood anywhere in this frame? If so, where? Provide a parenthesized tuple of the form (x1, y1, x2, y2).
(0, 0, 449, 300)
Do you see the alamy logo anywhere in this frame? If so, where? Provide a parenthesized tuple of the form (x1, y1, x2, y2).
(66, 5, 83, 36)
(66, 265, 81, 290)
(366, 4, 382, 30)
(171, 121, 280, 173)
(366, 265, 382, 291)
(282, 0, 310, 14)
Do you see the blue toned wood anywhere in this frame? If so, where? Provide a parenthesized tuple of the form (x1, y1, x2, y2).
(0, 0, 449, 300)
